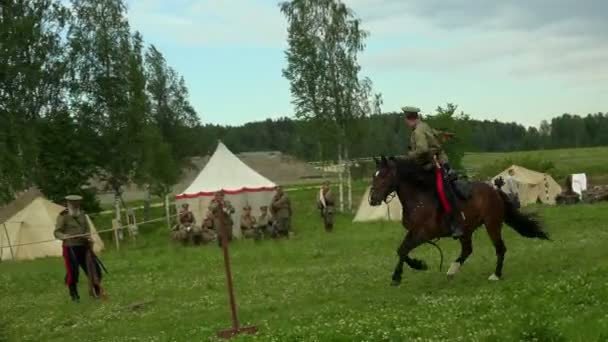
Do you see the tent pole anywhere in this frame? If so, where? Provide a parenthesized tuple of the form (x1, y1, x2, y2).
(3, 223, 15, 260)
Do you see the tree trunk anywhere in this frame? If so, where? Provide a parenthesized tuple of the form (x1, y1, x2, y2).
(143, 185, 151, 221)
(114, 193, 123, 241)
(345, 145, 352, 213)
(164, 194, 171, 230)
(338, 144, 344, 212)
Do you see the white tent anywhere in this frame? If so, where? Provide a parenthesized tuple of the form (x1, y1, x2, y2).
(492, 165, 562, 206)
(175, 142, 277, 238)
(0, 190, 104, 261)
(353, 187, 403, 222)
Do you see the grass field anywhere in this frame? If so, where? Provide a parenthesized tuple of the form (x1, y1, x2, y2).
(2, 187, 608, 342)
(463, 146, 608, 183)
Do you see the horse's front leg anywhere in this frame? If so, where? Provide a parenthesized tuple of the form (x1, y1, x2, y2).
(391, 230, 427, 286)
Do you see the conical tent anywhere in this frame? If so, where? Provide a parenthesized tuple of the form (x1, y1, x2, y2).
(0, 194, 104, 261)
(175, 142, 277, 237)
(353, 187, 402, 222)
(492, 165, 562, 206)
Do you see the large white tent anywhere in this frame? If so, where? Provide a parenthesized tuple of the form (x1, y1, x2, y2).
(492, 165, 562, 206)
(175, 142, 277, 238)
(0, 189, 104, 261)
(353, 187, 403, 223)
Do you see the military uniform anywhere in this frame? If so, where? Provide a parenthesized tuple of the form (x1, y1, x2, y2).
(201, 213, 217, 243)
(240, 208, 257, 239)
(403, 106, 463, 238)
(318, 184, 335, 232)
(271, 190, 291, 237)
(173, 206, 198, 245)
(257, 206, 274, 238)
(209, 196, 235, 246)
(54, 195, 102, 301)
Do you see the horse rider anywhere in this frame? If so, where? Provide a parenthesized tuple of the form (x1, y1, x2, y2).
(54, 195, 103, 302)
(209, 190, 235, 246)
(402, 106, 463, 238)
(317, 181, 335, 232)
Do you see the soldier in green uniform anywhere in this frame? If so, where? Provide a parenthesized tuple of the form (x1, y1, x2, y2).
(209, 190, 235, 247)
(256, 205, 274, 238)
(271, 186, 292, 238)
(403, 106, 463, 238)
(240, 205, 257, 239)
(201, 210, 217, 243)
(317, 181, 335, 232)
(54, 195, 103, 302)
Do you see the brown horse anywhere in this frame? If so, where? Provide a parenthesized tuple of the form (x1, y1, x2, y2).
(369, 156, 549, 286)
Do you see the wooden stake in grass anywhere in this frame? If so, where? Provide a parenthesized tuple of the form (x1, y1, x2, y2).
(216, 200, 257, 339)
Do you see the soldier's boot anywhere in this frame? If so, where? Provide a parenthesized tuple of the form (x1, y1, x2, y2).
(447, 212, 464, 239)
(69, 285, 80, 302)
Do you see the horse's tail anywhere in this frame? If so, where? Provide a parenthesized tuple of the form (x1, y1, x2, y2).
(498, 190, 550, 240)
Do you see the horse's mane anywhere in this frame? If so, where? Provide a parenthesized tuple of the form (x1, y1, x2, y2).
(391, 157, 437, 189)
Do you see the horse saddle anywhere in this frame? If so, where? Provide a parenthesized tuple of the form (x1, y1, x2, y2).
(448, 171, 473, 200)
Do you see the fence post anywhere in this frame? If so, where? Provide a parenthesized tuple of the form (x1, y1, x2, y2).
(2, 223, 15, 260)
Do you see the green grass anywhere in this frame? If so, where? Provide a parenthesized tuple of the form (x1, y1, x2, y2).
(2, 187, 608, 341)
(464, 146, 608, 183)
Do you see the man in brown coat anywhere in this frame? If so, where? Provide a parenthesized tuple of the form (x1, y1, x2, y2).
(318, 181, 335, 232)
(240, 205, 257, 239)
(209, 190, 235, 246)
(271, 186, 291, 237)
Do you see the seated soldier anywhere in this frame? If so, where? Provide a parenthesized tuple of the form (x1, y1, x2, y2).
(257, 205, 274, 239)
(200, 210, 217, 244)
(178, 203, 196, 232)
(240, 205, 257, 239)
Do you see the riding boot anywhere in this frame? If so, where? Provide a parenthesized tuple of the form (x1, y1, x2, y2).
(69, 285, 80, 302)
(447, 212, 464, 239)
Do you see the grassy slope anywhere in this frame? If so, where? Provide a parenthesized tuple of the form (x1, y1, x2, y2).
(463, 146, 608, 182)
(2, 188, 608, 341)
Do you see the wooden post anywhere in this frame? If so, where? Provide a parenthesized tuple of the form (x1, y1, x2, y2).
(217, 200, 257, 339)
(111, 219, 120, 251)
(338, 144, 344, 212)
(2, 223, 15, 260)
(164, 195, 171, 230)
(114, 195, 123, 241)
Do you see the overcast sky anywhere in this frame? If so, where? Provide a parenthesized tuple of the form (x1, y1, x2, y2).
(126, 0, 607, 127)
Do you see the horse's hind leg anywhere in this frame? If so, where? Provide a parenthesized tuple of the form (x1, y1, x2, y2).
(485, 223, 506, 281)
(391, 231, 427, 286)
(447, 234, 473, 278)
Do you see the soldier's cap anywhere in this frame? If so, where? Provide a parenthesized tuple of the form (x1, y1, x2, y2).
(65, 195, 83, 201)
(181, 203, 189, 208)
(401, 106, 421, 119)
(243, 205, 252, 210)
(260, 205, 268, 209)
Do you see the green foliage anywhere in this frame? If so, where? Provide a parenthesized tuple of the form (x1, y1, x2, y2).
(136, 127, 179, 198)
(424, 103, 472, 169)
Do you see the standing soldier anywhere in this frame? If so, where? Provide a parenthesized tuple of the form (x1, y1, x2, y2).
(271, 186, 292, 238)
(54, 195, 103, 302)
(318, 181, 335, 232)
(240, 205, 257, 239)
(209, 190, 235, 247)
(402, 106, 463, 238)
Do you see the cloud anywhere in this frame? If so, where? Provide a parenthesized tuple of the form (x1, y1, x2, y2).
(349, 0, 608, 85)
(126, 0, 286, 47)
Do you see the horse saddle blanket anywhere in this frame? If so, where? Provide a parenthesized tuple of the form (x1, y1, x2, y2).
(452, 179, 473, 200)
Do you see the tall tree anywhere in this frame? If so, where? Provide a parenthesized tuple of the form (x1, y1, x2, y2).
(280, 0, 375, 212)
(67, 0, 147, 224)
(0, 0, 69, 204)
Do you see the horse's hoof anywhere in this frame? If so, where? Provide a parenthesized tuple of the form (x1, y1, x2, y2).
(391, 279, 401, 287)
(446, 262, 461, 278)
(488, 274, 500, 281)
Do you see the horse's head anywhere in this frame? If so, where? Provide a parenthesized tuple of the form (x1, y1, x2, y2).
(369, 156, 398, 206)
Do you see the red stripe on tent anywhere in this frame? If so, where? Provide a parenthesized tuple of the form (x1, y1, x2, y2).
(62, 246, 74, 286)
(435, 168, 452, 213)
(175, 186, 277, 199)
